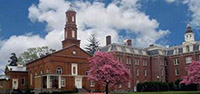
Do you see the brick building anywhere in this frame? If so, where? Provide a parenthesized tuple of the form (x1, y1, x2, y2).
(26, 8, 92, 92)
(0, 8, 199, 93)
(0, 65, 27, 94)
(100, 24, 200, 90)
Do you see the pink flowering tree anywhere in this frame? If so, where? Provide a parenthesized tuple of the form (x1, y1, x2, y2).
(88, 51, 130, 94)
(180, 61, 200, 85)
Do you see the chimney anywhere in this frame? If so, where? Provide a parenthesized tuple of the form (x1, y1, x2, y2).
(126, 39, 132, 46)
(106, 35, 111, 46)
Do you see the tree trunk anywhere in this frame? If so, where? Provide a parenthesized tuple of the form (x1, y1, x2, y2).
(105, 83, 109, 94)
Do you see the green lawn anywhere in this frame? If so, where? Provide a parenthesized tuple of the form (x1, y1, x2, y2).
(71, 91, 200, 94)
(126, 91, 200, 94)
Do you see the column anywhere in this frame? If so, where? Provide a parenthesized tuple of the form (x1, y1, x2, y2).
(58, 76, 61, 89)
(47, 75, 50, 89)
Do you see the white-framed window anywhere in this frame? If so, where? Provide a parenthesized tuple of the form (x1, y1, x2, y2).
(143, 60, 147, 66)
(175, 68, 179, 76)
(61, 78, 66, 87)
(136, 69, 139, 76)
(30, 73, 32, 85)
(72, 63, 78, 75)
(90, 80, 95, 87)
(126, 58, 131, 64)
(56, 67, 62, 74)
(128, 82, 131, 88)
(117, 56, 122, 62)
(72, 30, 75, 38)
(144, 70, 147, 76)
(135, 59, 139, 65)
(21, 77, 25, 85)
(173, 59, 179, 65)
(186, 57, 192, 64)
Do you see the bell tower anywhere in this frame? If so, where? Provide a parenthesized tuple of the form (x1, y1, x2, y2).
(62, 6, 80, 48)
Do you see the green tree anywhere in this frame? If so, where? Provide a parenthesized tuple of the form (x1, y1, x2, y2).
(18, 46, 55, 64)
(85, 34, 100, 55)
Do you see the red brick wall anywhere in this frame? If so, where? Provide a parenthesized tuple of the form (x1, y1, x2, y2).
(5, 72, 28, 90)
(166, 52, 200, 82)
(26, 45, 91, 90)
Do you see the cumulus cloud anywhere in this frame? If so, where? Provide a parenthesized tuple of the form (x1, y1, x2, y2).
(0, 0, 170, 72)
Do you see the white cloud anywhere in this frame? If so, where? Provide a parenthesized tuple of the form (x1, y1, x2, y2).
(184, 0, 200, 29)
(0, 0, 170, 72)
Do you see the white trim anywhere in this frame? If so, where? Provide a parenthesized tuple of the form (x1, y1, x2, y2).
(12, 79, 18, 89)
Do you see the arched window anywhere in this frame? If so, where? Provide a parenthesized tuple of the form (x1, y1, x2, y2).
(72, 30, 75, 38)
(56, 67, 62, 74)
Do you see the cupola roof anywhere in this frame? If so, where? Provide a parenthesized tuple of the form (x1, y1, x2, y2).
(185, 24, 193, 33)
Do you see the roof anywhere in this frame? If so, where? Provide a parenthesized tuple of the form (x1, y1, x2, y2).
(7, 65, 27, 72)
(0, 75, 9, 80)
(26, 44, 92, 65)
(99, 41, 200, 56)
(99, 43, 149, 56)
(185, 25, 193, 33)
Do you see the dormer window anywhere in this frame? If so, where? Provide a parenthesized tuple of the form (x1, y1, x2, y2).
(174, 48, 178, 54)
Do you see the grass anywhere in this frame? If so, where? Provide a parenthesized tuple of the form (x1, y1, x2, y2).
(126, 91, 200, 94)
(70, 91, 200, 94)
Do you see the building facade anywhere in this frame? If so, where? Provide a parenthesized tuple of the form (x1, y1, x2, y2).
(0, 8, 199, 93)
(100, 24, 200, 90)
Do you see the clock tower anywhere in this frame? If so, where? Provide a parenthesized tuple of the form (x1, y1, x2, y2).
(62, 7, 80, 48)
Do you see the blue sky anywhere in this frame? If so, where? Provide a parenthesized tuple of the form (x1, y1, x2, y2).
(0, 0, 200, 73)
(0, 0, 196, 46)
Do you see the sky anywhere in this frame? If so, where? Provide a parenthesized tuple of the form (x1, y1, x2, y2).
(0, 0, 200, 74)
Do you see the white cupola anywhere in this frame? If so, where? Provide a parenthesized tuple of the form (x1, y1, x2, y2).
(183, 24, 195, 44)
